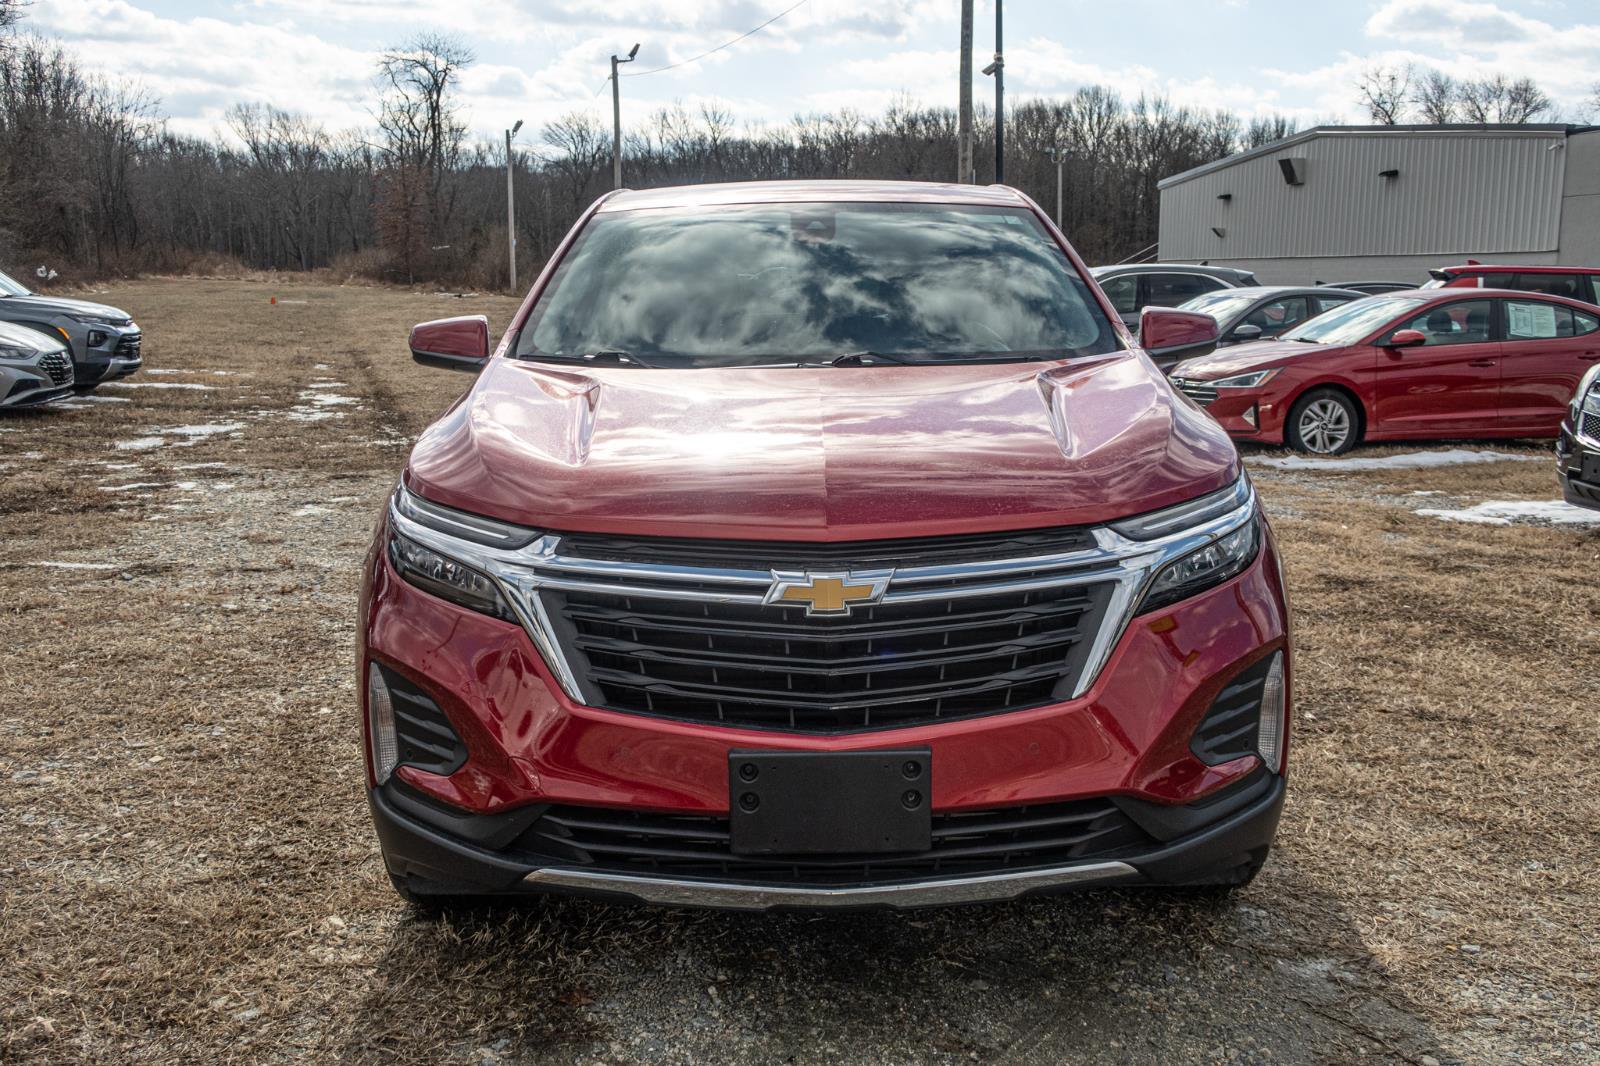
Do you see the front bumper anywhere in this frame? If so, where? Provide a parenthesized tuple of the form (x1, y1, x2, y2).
(1, 358, 75, 408)
(69, 324, 142, 386)
(1556, 422, 1600, 510)
(371, 772, 1285, 910)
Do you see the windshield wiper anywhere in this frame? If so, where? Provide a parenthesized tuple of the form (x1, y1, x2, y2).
(827, 350, 915, 366)
(537, 349, 659, 368)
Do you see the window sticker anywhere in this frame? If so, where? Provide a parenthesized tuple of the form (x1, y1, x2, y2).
(1507, 301, 1557, 339)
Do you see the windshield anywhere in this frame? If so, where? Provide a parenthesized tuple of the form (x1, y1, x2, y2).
(1280, 295, 1429, 345)
(516, 202, 1120, 366)
(1179, 291, 1260, 323)
(0, 270, 29, 297)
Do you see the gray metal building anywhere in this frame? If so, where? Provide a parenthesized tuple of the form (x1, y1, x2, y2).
(1157, 124, 1600, 286)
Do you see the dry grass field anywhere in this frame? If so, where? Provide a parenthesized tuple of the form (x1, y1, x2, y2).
(2, 277, 1596, 1065)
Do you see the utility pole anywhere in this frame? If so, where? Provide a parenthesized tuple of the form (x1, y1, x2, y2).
(611, 43, 640, 190)
(1052, 147, 1063, 228)
(958, 0, 973, 183)
(505, 119, 522, 292)
(982, 0, 1004, 184)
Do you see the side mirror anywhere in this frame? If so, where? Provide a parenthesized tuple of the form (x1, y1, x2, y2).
(1231, 323, 1264, 342)
(1382, 328, 1427, 350)
(1140, 307, 1219, 363)
(410, 315, 490, 372)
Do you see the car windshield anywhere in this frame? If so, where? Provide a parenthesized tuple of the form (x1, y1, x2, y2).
(516, 202, 1121, 366)
(1280, 295, 1430, 345)
(0, 270, 30, 297)
(1179, 291, 1261, 322)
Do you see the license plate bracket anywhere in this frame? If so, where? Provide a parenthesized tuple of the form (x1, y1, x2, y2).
(728, 748, 932, 855)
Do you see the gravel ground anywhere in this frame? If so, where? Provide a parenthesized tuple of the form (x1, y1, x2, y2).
(2, 278, 1596, 1065)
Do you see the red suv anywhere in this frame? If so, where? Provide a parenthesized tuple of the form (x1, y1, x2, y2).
(361, 181, 1291, 910)
(1427, 264, 1600, 307)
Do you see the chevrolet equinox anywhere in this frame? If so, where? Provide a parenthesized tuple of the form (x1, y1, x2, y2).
(361, 181, 1291, 910)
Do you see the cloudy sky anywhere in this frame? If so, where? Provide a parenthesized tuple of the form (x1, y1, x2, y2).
(26, 0, 1600, 146)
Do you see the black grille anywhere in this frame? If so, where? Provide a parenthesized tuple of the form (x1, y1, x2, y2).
(550, 578, 1116, 733)
(1171, 378, 1218, 406)
(1582, 410, 1600, 443)
(1190, 655, 1276, 765)
(39, 350, 73, 386)
(555, 527, 1095, 570)
(379, 666, 467, 776)
(116, 333, 142, 360)
(517, 798, 1151, 884)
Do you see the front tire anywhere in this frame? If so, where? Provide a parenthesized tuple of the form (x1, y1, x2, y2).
(1286, 388, 1360, 455)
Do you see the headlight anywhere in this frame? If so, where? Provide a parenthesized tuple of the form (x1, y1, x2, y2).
(68, 312, 128, 328)
(1138, 518, 1260, 613)
(1208, 369, 1279, 389)
(1574, 364, 1600, 422)
(386, 529, 515, 620)
(1110, 474, 1262, 613)
(0, 342, 37, 360)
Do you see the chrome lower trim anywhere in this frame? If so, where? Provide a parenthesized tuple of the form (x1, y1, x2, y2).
(521, 860, 1139, 910)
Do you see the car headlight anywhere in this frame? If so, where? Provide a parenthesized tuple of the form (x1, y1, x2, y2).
(386, 530, 515, 620)
(1208, 369, 1279, 389)
(0, 342, 38, 360)
(1111, 475, 1262, 613)
(68, 312, 129, 328)
(1573, 364, 1600, 423)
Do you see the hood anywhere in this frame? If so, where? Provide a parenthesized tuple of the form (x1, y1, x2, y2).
(0, 293, 133, 322)
(1176, 339, 1328, 380)
(0, 320, 66, 353)
(404, 354, 1240, 541)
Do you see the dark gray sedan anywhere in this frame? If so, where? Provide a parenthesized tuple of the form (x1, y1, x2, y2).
(1175, 285, 1366, 356)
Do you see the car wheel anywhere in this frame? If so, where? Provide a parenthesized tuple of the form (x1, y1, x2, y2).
(1286, 389, 1359, 455)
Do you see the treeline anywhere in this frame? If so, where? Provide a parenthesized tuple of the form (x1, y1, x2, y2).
(0, 20, 1578, 291)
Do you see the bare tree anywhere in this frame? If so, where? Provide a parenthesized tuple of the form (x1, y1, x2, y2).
(1245, 114, 1298, 148)
(1412, 68, 1458, 123)
(1358, 64, 1412, 124)
(1457, 74, 1552, 123)
(0, 0, 23, 34)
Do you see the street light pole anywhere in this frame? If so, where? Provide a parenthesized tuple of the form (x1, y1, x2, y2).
(958, 0, 973, 183)
(982, 0, 1004, 183)
(611, 43, 640, 190)
(505, 119, 522, 292)
(1053, 147, 1063, 228)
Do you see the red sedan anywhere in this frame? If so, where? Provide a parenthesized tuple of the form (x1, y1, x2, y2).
(1171, 289, 1600, 454)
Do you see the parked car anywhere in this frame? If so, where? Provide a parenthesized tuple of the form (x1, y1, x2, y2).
(1426, 264, 1600, 306)
(1172, 286, 1365, 366)
(1321, 280, 1415, 295)
(1557, 364, 1600, 510)
(1171, 289, 1600, 454)
(0, 269, 142, 391)
(0, 319, 75, 408)
(1089, 263, 1258, 333)
(363, 181, 1291, 911)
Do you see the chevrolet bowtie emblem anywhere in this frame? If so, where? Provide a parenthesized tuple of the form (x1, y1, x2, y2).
(764, 569, 894, 616)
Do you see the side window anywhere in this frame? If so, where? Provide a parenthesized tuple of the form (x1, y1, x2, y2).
(1241, 296, 1311, 336)
(1575, 309, 1600, 337)
(1505, 300, 1573, 340)
(1514, 273, 1582, 300)
(1314, 295, 1353, 314)
(1099, 275, 1138, 316)
(1395, 300, 1493, 345)
(1588, 277, 1600, 307)
(1145, 273, 1225, 308)
(1478, 272, 1515, 289)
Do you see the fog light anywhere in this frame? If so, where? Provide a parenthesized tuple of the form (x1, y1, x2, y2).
(1257, 651, 1286, 773)
(1242, 404, 1258, 428)
(366, 662, 398, 785)
(87, 329, 108, 347)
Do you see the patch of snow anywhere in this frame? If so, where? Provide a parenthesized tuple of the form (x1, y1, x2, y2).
(71, 394, 130, 403)
(313, 363, 331, 370)
(115, 437, 165, 451)
(287, 409, 340, 422)
(293, 504, 330, 517)
(1248, 449, 1545, 472)
(162, 422, 245, 438)
(34, 561, 120, 570)
(99, 482, 165, 492)
(306, 381, 346, 390)
(101, 381, 217, 391)
(1416, 500, 1600, 527)
(173, 462, 227, 470)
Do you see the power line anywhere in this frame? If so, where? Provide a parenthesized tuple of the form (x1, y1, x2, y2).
(623, 0, 810, 79)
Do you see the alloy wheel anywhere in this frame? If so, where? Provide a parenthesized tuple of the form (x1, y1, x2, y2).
(1297, 398, 1351, 454)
